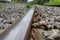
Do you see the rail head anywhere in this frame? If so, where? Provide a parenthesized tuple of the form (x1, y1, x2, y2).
(0, 7, 35, 40)
(14, 7, 35, 40)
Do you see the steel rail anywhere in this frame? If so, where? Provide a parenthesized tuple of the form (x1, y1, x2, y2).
(0, 7, 35, 40)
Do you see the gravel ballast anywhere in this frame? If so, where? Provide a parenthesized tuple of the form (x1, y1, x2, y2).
(0, 3, 30, 35)
(30, 5, 60, 40)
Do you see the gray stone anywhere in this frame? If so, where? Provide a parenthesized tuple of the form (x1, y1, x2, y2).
(0, 18, 4, 22)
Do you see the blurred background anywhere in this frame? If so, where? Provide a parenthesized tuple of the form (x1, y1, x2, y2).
(0, 0, 60, 9)
(0, 0, 60, 5)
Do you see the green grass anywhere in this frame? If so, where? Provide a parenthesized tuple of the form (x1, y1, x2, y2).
(9, 2, 20, 4)
(44, 0, 60, 5)
(0, 6, 4, 10)
(25, 1, 35, 8)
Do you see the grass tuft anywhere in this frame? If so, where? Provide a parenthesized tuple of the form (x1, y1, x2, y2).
(0, 6, 4, 10)
(44, 0, 60, 5)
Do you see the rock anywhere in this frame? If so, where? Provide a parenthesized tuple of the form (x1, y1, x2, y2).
(33, 17, 40, 23)
(53, 23, 60, 29)
(42, 31, 49, 37)
(0, 18, 4, 22)
(31, 29, 45, 40)
(31, 5, 60, 40)
(33, 16, 42, 22)
(31, 28, 39, 40)
(0, 24, 4, 29)
(36, 29, 45, 40)
(0, 26, 4, 29)
(39, 20, 46, 25)
(56, 17, 60, 22)
(47, 29, 60, 39)
(47, 25, 53, 29)
(3, 19, 13, 24)
(30, 37, 34, 40)
(54, 37, 60, 40)
(39, 20, 48, 30)
(32, 22, 39, 28)
(35, 14, 42, 19)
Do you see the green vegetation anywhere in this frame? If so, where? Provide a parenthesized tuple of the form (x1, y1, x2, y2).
(12, 0, 22, 3)
(0, 1, 10, 3)
(9, 2, 20, 4)
(45, 0, 60, 5)
(0, 0, 60, 8)
(25, 1, 35, 8)
(25, 0, 49, 8)
(26, 0, 60, 8)
(34, 0, 45, 4)
(0, 6, 4, 10)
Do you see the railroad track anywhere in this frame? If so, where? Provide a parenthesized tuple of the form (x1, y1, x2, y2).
(0, 6, 60, 40)
(0, 5, 29, 35)
(0, 7, 35, 40)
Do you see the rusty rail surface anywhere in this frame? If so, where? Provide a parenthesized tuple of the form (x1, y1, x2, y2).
(0, 7, 35, 40)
